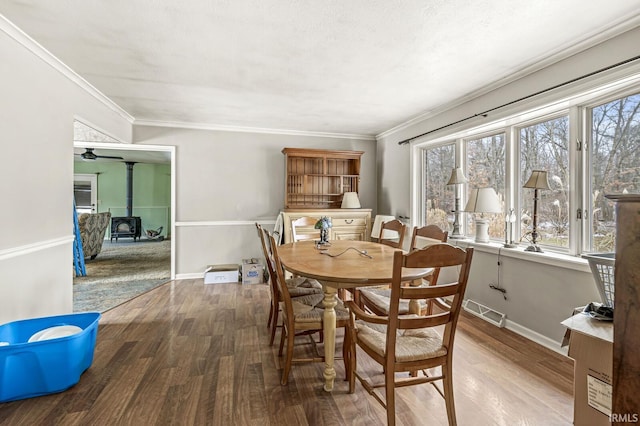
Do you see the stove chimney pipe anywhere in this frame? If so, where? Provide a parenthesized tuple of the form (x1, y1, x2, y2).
(125, 162, 135, 217)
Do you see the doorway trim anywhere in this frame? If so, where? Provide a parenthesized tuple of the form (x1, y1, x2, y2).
(73, 140, 176, 280)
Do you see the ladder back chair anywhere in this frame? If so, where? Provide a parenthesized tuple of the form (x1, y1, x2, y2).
(290, 216, 321, 242)
(377, 219, 406, 249)
(269, 233, 351, 385)
(255, 223, 323, 346)
(358, 224, 449, 316)
(351, 218, 407, 307)
(345, 243, 474, 426)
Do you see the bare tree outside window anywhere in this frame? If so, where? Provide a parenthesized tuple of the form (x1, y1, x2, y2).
(591, 93, 640, 252)
(520, 116, 569, 249)
(465, 134, 506, 240)
(424, 144, 455, 231)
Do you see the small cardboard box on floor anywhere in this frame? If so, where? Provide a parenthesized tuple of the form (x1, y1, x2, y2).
(561, 313, 613, 426)
(241, 258, 264, 284)
(204, 264, 239, 284)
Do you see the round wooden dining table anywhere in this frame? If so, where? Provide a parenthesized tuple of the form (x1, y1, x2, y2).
(276, 239, 432, 392)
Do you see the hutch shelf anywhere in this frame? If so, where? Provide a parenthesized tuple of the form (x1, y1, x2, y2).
(282, 147, 363, 209)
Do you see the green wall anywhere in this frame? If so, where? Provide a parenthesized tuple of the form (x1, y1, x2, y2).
(74, 161, 171, 238)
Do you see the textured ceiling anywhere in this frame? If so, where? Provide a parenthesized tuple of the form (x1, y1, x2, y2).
(2, 1, 640, 137)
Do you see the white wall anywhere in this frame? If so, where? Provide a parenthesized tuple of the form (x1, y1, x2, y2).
(133, 126, 376, 276)
(376, 26, 640, 349)
(0, 22, 132, 323)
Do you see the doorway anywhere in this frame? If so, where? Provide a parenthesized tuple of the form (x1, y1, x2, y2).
(73, 119, 176, 312)
(74, 173, 97, 214)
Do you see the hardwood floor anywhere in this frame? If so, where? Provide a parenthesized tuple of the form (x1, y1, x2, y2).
(0, 280, 574, 425)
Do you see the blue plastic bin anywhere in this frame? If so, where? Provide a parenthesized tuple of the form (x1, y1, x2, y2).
(0, 312, 100, 403)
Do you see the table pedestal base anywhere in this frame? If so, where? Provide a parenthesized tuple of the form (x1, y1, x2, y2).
(321, 285, 338, 392)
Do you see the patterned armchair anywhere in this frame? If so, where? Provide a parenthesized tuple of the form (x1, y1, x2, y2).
(78, 212, 111, 260)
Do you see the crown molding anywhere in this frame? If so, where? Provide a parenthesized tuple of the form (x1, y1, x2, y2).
(0, 14, 134, 123)
(377, 14, 640, 141)
(134, 119, 376, 141)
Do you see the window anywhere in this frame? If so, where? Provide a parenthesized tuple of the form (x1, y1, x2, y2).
(589, 92, 640, 252)
(416, 73, 640, 257)
(423, 144, 455, 230)
(465, 134, 506, 241)
(519, 116, 570, 250)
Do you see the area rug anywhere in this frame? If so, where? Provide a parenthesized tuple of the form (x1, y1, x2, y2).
(73, 239, 171, 312)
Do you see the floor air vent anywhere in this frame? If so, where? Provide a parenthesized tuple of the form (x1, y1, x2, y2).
(463, 299, 506, 328)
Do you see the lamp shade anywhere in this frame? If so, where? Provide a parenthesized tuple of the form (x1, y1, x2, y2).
(446, 168, 468, 185)
(341, 192, 361, 208)
(523, 170, 550, 190)
(371, 215, 397, 239)
(464, 188, 502, 213)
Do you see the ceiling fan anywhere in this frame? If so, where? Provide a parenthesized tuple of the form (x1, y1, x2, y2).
(76, 148, 124, 161)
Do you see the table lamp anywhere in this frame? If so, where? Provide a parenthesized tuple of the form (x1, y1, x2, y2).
(341, 192, 361, 208)
(446, 167, 468, 239)
(523, 170, 550, 252)
(464, 188, 501, 243)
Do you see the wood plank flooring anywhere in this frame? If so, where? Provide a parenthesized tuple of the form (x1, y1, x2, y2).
(0, 279, 574, 425)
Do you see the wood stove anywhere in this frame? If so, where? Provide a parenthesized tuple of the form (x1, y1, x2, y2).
(110, 216, 141, 242)
(110, 162, 141, 242)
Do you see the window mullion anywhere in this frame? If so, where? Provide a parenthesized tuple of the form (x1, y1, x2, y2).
(568, 105, 583, 255)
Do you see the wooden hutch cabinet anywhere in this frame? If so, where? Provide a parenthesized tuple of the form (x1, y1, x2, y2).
(281, 148, 371, 244)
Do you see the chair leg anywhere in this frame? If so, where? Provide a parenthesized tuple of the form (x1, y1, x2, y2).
(348, 326, 357, 393)
(281, 324, 295, 385)
(385, 367, 396, 426)
(443, 361, 457, 426)
(267, 302, 274, 328)
(269, 307, 280, 346)
(342, 326, 350, 381)
(278, 323, 286, 356)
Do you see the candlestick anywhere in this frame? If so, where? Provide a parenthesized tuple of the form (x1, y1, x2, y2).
(504, 208, 517, 248)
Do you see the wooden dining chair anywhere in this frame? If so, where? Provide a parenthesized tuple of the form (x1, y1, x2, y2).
(345, 243, 474, 426)
(358, 224, 449, 316)
(377, 219, 406, 249)
(268, 233, 351, 385)
(350, 219, 407, 307)
(291, 216, 321, 242)
(255, 223, 323, 346)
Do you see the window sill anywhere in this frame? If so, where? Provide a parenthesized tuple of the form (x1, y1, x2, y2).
(450, 238, 590, 273)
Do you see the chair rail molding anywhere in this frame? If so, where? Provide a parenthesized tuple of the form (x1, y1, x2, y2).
(0, 236, 73, 261)
(175, 219, 277, 227)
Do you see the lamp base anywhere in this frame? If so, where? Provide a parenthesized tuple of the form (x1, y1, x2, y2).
(503, 243, 517, 248)
(525, 244, 543, 252)
(474, 219, 490, 243)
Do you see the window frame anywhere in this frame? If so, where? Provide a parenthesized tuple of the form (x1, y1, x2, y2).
(582, 88, 640, 253)
(515, 111, 572, 253)
(410, 70, 640, 259)
(463, 131, 507, 242)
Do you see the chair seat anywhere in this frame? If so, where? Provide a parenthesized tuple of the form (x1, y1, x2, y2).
(281, 294, 350, 324)
(359, 288, 429, 315)
(355, 318, 447, 362)
(285, 276, 324, 297)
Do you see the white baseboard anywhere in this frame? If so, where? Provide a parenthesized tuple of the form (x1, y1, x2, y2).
(504, 319, 568, 356)
(176, 272, 205, 280)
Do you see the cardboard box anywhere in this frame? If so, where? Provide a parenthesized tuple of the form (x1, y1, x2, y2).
(561, 314, 613, 426)
(204, 264, 239, 284)
(242, 258, 264, 285)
